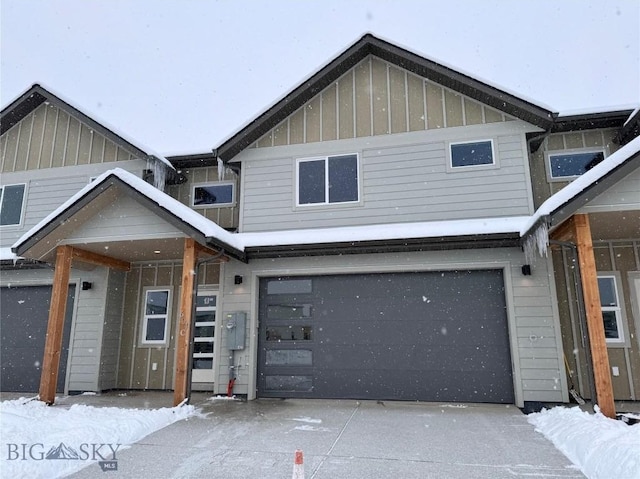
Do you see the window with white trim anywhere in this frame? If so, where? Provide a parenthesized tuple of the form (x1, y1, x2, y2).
(450, 140, 494, 168)
(141, 288, 171, 345)
(297, 154, 359, 205)
(0, 184, 26, 226)
(547, 149, 605, 180)
(598, 275, 624, 343)
(192, 182, 235, 207)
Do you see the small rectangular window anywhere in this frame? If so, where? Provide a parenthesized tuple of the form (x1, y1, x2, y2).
(450, 140, 494, 168)
(0, 184, 26, 226)
(297, 154, 358, 205)
(598, 276, 624, 343)
(192, 182, 235, 207)
(141, 288, 171, 345)
(548, 150, 604, 179)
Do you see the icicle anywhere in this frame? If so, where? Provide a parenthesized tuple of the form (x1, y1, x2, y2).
(217, 157, 225, 181)
(146, 158, 167, 192)
(523, 221, 549, 264)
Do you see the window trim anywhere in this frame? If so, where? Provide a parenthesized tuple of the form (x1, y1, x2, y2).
(447, 139, 496, 171)
(597, 274, 625, 345)
(140, 287, 172, 347)
(0, 183, 27, 227)
(545, 147, 607, 182)
(295, 153, 360, 207)
(191, 181, 236, 208)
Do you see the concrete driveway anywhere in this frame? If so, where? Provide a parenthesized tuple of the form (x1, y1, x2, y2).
(70, 395, 584, 478)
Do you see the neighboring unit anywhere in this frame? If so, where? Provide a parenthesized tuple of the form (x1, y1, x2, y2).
(1, 35, 638, 413)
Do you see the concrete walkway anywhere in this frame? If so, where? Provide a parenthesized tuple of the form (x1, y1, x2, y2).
(62, 392, 584, 479)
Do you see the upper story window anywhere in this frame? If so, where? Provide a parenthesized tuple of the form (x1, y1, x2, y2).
(141, 288, 171, 346)
(450, 140, 494, 168)
(0, 184, 26, 227)
(547, 149, 605, 180)
(192, 182, 235, 208)
(598, 275, 624, 343)
(297, 154, 359, 206)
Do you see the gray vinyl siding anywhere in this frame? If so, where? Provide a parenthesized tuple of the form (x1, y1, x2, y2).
(99, 269, 126, 390)
(214, 247, 568, 406)
(238, 123, 536, 232)
(579, 166, 640, 213)
(0, 160, 148, 249)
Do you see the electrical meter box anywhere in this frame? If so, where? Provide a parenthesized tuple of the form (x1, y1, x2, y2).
(225, 312, 246, 350)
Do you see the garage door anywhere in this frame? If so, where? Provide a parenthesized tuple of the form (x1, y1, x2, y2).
(258, 271, 514, 403)
(1, 285, 75, 393)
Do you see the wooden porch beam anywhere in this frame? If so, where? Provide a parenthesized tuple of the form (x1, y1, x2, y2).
(193, 241, 229, 261)
(573, 214, 616, 418)
(39, 245, 73, 405)
(70, 246, 131, 271)
(549, 217, 575, 243)
(173, 238, 198, 406)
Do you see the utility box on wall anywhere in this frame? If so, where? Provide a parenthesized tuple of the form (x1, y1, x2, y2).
(225, 312, 246, 350)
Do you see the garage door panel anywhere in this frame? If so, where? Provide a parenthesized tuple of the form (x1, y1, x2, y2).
(258, 271, 513, 403)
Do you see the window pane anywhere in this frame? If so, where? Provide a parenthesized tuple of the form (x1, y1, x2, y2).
(145, 317, 166, 341)
(266, 326, 312, 341)
(193, 184, 233, 205)
(194, 342, 214, 354)
(0, 184, 25, 226)
(193, 358, 213, 370)
(328, 154, 358, 203)
(194, 325, 215, 338)
(451, 141, 493, 167)
(146, 291, 168, 314)
(265, 350, 313, 366)
(602, 311, 620, 339)
(267, 304, 312, 320)
(265, 375, 313, 391)
(298, 160, 325, 204)
(597, 277, 617, 306)
(267, 279, 313, 295)
(550, 151, 604, 178)
(196, 312, 216, 323)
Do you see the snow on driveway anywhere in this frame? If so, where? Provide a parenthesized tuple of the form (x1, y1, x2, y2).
(528, 406, 640, 479)
(0, 397, 196, 479)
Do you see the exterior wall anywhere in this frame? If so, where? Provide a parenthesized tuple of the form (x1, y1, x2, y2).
(252, 56, 515, 149)
(0, 160, 148, 249)
(214, 247, 568, 407)
(99, 269, 126, 390)
(529, 128, 621, 208)
(0, 265, 110, 393)
(116, 260, 220, 390)
(554, 240, 640, 400)
(166, 165, 239, 230)
(237, 121, 537, 232)
(579, 167, 640, 213)
(1, 102, 136, 173)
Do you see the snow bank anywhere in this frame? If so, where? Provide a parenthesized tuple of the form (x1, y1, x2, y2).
(0, 397, 196, 479)
(528, 406, 640, 479)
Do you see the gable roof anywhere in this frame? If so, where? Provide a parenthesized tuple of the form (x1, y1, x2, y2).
(521, 135, 640, 239)
(213, 33, 556, 162)
(0, 83, 175, 172)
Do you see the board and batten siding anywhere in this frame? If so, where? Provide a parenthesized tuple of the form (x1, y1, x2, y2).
(214, 248, 568, 406)
(238, 122, 536, 232)
(0, 160, 149, 249)
(252, 56, 515, 149)
(0, 102, 137, 173)
(529, 128, 621, 209)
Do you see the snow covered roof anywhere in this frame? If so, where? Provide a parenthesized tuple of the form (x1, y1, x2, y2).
(521, 136, 640, 238)
(0, 83, 175, 171)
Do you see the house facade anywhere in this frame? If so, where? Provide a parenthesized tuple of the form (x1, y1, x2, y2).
(1, 35, 638, 412)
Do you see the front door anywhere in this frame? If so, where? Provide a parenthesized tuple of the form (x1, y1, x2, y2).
(191, 290, 217, 385)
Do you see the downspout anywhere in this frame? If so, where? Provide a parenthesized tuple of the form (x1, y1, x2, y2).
(549, 239, 596, 411)
(185, 248, 227, 404)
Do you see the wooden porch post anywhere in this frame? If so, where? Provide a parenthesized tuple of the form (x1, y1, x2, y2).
(573, 214, 616, 418)
(39, 245, 73, 405)
(173, 238, 197, 406)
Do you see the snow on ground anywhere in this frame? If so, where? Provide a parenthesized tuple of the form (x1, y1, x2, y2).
(528, 406, 640, 479)
(0, 396, 196, 479)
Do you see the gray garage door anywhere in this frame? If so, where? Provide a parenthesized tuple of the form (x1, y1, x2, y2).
(1, 285, 75, 393)
(258, 271, 514, 403)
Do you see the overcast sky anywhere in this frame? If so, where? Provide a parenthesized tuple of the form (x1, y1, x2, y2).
(2, 0, 638, 155)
